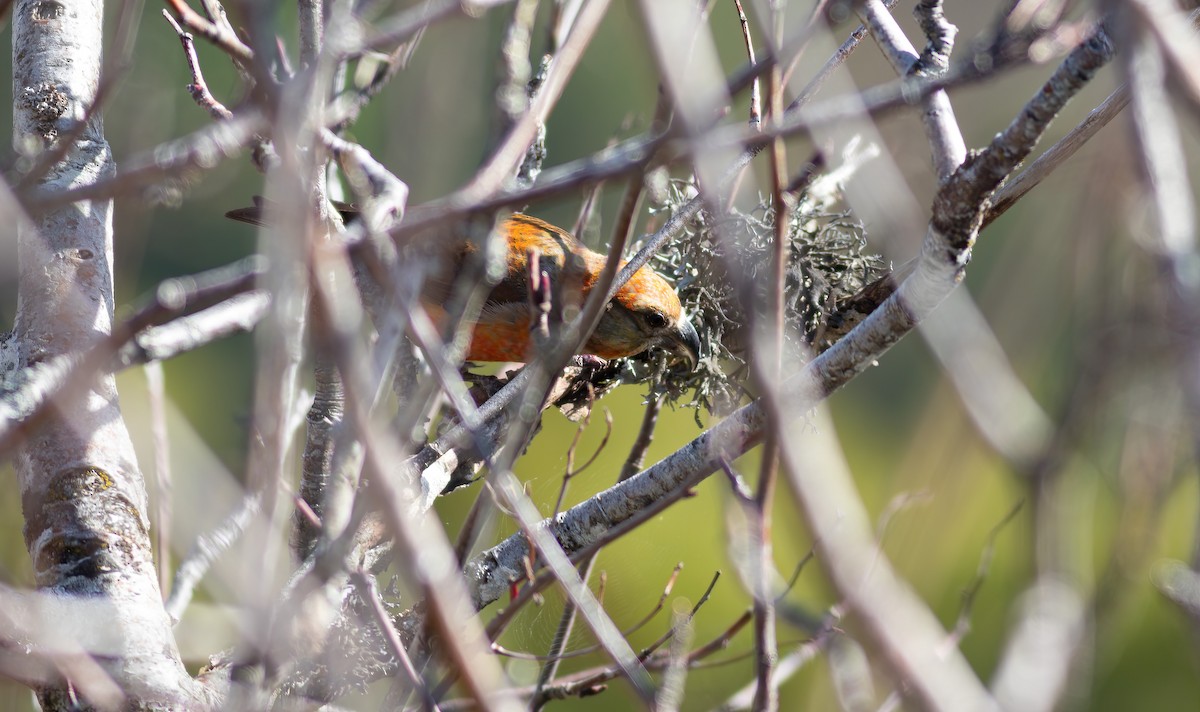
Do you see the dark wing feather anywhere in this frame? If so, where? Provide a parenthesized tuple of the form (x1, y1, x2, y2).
(224, 196, 359, 227)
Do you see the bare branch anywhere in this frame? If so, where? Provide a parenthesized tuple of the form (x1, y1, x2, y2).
(21, 110, 266, 214)
(162, 10, 234, 121)
(858, 0, 965, 179)
(460, 0, 611, 202)
(163, 0, 253, 63)
(361, 0, 517, 57)
(164, 493, 262, 623)
(1, 256, 265, 457)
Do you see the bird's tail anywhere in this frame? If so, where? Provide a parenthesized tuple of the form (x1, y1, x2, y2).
(225, 196, 359, 227)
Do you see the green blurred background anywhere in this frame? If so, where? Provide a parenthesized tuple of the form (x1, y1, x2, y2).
(3, 1, 1199, 709)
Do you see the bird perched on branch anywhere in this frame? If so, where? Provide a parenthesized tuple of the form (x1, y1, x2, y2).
(226, 204, 701, 367)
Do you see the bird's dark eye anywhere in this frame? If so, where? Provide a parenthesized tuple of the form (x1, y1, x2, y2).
(645, 310, 668, 329)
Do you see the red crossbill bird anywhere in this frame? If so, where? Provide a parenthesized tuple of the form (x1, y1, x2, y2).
(226, 205, 701, 367)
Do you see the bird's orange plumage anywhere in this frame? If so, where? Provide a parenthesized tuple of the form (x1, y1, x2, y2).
(226, 205, 700, 365)
(460, 312, 535, 362)
(455, 214, 691, 362)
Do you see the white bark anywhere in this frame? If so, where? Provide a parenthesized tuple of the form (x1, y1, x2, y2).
(12, 0, 203, 706)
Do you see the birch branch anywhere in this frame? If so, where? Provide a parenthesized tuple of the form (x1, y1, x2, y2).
(11, 0, 207, 706)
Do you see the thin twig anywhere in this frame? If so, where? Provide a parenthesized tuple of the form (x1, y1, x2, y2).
(162, 10, 234, 121)
(748, 32, 790, 710)
(20, 111, 266, 213)
(496, 563, 685, 662)
(719, 458, 755, 503)
(987, 84, 1129, 220)
(111, 291, 269, 370)
(144, 362, 173, 598)
(619, 394, 663, 482)
(0, 257, 265, 457)
(359, 0, 516, 57)
(460, 0, 612, 202)
(947, 500, 1025, 647)
(858, 0, 965, 179)
(163, 0, 253, 63)
(553, 406, 612, 514)
(165, 493, 262, 622)
(732, 0, 760, 129)
(528, 571, 722, 708)
(791, 0, 898, 107)
(655, 605, 694, 712)
(351, 571, 442, 711)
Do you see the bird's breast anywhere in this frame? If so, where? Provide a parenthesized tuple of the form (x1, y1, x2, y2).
(423, 301, 535, 363)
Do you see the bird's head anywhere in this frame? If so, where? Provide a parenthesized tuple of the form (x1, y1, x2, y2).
(582, 262, 701, 368)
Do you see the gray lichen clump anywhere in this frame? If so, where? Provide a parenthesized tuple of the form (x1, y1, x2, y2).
(635, 178, 885, 416)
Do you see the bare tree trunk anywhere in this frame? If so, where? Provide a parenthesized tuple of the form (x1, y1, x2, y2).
(12, 0, 202, 707)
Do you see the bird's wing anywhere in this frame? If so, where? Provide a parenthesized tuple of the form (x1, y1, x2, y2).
(422, 214, 589, 308)
(224, 205, 595, 321)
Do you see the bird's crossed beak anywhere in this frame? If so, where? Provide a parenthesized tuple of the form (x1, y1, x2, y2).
(668, 315, 702, 370)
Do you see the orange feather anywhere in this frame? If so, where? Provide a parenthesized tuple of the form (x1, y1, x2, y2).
(226, 205, 700, 365)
